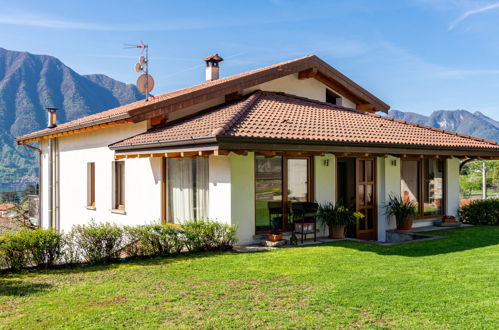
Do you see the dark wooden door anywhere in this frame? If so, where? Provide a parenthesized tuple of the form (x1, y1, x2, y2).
(355, 158, 377, 240)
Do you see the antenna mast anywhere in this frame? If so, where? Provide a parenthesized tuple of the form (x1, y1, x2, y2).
(125, 41, 154, 101)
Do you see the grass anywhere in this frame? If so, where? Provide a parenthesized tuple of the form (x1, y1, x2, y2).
(1, 226, 498, 328)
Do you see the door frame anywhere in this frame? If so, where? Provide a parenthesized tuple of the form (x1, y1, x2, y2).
(355, 157, 377, 240)
(254, 154, 314, 234)
(336, 156, 377, 240)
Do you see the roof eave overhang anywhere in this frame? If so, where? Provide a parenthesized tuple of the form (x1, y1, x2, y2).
(217, 137, 499, 157)
(111, 136, 499, 158)
(16, 113, 131, 143)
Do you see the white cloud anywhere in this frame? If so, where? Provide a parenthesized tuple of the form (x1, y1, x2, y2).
(448, 2, 499, 30)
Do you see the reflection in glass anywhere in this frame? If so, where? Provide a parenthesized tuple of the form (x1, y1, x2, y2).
(423, 159, 444, 216)
(287, 159, 308, 203)
(255, 156, 283, 231)
(401, 160, 419, 208)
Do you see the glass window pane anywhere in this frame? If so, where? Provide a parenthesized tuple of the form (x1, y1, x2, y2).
(287, 159, 308, 202)
(255, 156, 283, 231)
(366, 184, 373, 205)
(168, 158, 209, 223)
(358, 184, 365, 206)
(423, 159, 444, 216)
(365, 160, 373, 182)
(401, 160, 419, 210)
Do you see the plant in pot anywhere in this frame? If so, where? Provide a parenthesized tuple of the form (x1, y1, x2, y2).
(268, 216, 283, 242)
(317, 202, 362, 239)
(385, 194, 418, 232)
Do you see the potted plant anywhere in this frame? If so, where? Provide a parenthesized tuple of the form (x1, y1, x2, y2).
(385, 194, 418, 232)
(268, 216, 283, 242)
(317, 202, 362, 239)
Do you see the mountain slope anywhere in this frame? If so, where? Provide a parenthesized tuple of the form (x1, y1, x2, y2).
(0, 47, 141, 183)
(388, 109, 499, 143)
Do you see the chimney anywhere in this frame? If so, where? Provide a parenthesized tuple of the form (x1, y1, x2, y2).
(203, 54, 224, 81)
(46, 107, 57, 128)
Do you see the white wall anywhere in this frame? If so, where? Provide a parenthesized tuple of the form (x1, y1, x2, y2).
(245, 74, 357, 109)
(41, 122, 164, 232)
(445, 158, 460, 218)
(208, 155, 231, 225)
(377, 156, 401, 241)
(230, 153, 255, 245)
(314, 154, 336, 237)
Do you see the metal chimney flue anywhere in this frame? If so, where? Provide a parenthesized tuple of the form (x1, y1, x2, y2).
(46, 107, 57, 129)
(203, 54, 224, 81)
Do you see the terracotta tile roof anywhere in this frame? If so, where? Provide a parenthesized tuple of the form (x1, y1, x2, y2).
(17, 55, 389, 142)
(111, 91, 499, 152)
(0, 203, 15, 211)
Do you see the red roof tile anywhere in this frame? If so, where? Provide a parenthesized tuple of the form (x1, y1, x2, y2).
(110, 91, 499, 152)
(17, 55, 389, 142)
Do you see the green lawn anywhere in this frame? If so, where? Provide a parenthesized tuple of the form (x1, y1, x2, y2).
(1, 227, 498, 329)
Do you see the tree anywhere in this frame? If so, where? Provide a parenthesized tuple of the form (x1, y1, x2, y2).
(1, 191, 20, 204)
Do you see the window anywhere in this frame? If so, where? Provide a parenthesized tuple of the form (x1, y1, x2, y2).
(255, 155, 312, 232)
(400, 159, 445, 217)
(255, 155, 283, 232)
(167, 157, 209, 223)
(326, 89, 342, 106)
(112, 161, 125, 210)
(423, 159, 444, 216)
(87, 162, 95, 207)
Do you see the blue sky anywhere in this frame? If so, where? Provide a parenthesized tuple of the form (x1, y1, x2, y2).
(1, 0, 499, 119)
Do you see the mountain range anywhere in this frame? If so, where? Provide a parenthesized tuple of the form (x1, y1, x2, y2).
(0, 48, 142, 184)
(0, 47, 498, 186)
(388, 110, 499, 142)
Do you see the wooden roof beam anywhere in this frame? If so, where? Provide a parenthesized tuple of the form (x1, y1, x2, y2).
(298, 68, 318, 80)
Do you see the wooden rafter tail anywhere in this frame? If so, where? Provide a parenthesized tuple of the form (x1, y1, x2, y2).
(230, 150, 248, 156)
(181, 151, 199, 157)
(198, 150, 213, 157)
(165, 152, 181, 158)
(213, 150, 229, 156)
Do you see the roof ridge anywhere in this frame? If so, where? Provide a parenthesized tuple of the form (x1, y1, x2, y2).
(211, 91, 262, 136)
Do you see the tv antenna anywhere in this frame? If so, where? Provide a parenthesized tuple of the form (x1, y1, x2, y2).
(125, 41, 154, 100)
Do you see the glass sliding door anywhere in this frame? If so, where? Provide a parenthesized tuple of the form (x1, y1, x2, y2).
(423, 159, 444, 216)
(167, 157, 209, 223)
(255, 155, 283, 232)
(254, 155, 312, 233)
(401, 160, 420, 208)
(400, 158, 445, 218)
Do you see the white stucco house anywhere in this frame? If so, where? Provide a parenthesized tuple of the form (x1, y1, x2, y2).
(16, 55, 499, 244)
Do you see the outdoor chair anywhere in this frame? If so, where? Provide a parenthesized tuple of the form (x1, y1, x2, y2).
(291, 202, 318, 243)
(267, 201, 283, 234)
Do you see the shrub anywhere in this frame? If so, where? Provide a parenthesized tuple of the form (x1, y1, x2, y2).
(182, 219, 237, 252)
(0, 231, 31, 271)
(26, 228, 64, 268)
(459, 199, 499, 225)
(70, 222, 124, 263)
(123, 224, 184, 257)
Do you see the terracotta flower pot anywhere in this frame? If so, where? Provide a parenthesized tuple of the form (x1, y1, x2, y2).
(328, 225, 346, 239)
(396, 216, 413, 232)
(268, 234, 283, 242)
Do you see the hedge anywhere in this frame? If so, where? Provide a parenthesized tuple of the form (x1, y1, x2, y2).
(0, 220, 237, 272)
(459, 199, 499, 225)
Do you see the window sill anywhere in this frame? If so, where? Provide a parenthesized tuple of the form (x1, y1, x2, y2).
(110, 209, 126, 215)
(85, 206, 96, 211)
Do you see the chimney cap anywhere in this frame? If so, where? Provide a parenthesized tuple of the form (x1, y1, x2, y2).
(46, 107, 57, 113)
(203, 54, 224, 63)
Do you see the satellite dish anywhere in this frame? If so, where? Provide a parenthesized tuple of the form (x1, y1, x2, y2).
(136, 73, 154, 95)
(139, 55, 147, 66)
(134, 63, 143, 73)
